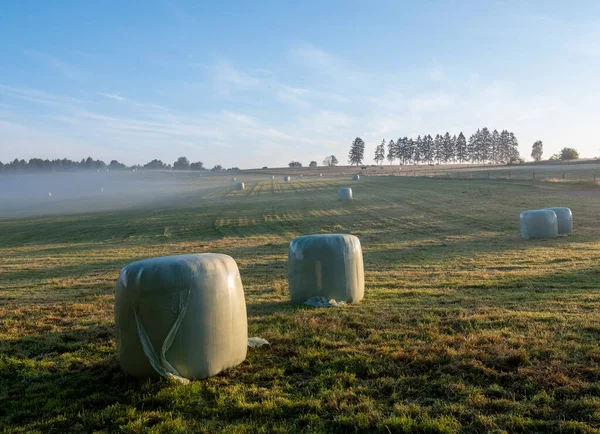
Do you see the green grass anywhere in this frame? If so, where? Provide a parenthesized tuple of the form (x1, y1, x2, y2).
(3, 176, 600, 433)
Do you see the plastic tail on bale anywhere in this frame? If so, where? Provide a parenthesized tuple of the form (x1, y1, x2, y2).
(338, 188, 353, 200)
(544, 207, 573, 234)
(114, 253, 248, 383)
(288, 234, 364, 304)
(520, 209, 558, 240)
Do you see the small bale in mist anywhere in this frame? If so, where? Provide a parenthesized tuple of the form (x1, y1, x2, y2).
(48, 192, 52, 197)
(340, 172, 346, 176)
(284, 176, 291, 182)
(299, 174, 303, 179)
(520, 209, 558, 240)
(353, 174, 360, 181)
(101, 188, 104, 193)
(544, 207, 573, 234)
(338, 188, 353, 200)
(115, 253, 248, 382)
(235, 182, 245, 190)
(232, 177, 236, 182)
(319, 173, 323, 177)
(271, 175, 275, 180)
(288, 234, 364, 305)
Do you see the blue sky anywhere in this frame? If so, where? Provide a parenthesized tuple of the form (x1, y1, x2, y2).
(1, 1, 599, 168)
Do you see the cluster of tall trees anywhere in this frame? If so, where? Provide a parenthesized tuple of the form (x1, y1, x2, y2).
(374, 128, 521, 166)
(0, 156, 237, 173)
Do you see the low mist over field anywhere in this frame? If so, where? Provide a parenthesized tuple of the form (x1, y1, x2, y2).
(0, 170, 229, 219)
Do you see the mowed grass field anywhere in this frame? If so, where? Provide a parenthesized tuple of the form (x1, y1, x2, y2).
(3, 175, 600, 433)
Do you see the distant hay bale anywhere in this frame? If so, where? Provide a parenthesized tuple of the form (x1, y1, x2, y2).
(338, 187, 353, 200)
(520, 209, 558, 240)
(544, 207, 573, 234)
(288, 234, 364, 305)
(235, 182, 245, 190)
(352, 174, 360, 181)
(48, 192, 52, 197)
(115, 253, 247, 382)
(284, 176, 291, 182)
(340, 172, 345, 176)
(101, 188, 104, 193)
(299, 174, 303, 179)
(232, 177, 236, 182)
(319, 173, 322, 177)
(271, 175, 275, 180)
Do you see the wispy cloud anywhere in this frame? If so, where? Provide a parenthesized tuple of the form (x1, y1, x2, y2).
(98, 92, 126, 101)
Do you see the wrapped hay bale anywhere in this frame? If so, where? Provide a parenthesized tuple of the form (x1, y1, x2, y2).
(232, 177, 236, 182)
(115, 254, 248, 382)
(235, 182, 245, 190)
(520, 209, 558, 240)
(544, 207, 573, 234)
(271, 175, 275, 180)
(284, 176, 291, 182)
(319, 173, 322, 177)
(288, 234, 364, 304)
(299, 174, 303, 179)
(338, 187, 353, 200)
(353, 174, 360, 181)
(340, 172, 345, 176)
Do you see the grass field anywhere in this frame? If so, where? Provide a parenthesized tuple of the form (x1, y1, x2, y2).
(3, 175, 600, 433)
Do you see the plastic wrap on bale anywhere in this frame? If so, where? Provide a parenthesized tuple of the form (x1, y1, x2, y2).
(288, 234, 364, 304)
(353, 174, 360, 181)
(284, 176, 291, 182)
(235, 182, 245, 190)
(544, 207, 573, 234)
(520, 209, 558, 240)
(338, 188, 353, 200)
(114, 253, 248, 382)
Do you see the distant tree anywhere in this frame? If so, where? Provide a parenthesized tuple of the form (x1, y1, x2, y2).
(443, 133, 455, 163)
(309, 161, 317, 167)
(422, 135, 434, 164)
(491, 129, 501, 163)
(288, 161, 302, 168)
(173, 156, 190, 170)
(190, 161, 205, 170)
(433, 134, 443, 163)
(323, 155, 339, 166)
(560, 147, 579, 160)
(374, 139, 386, 165)
(413, 136, 423, 164)
(144, 159, 168, 169)
(228, 167, 240, 171)
(210, 164, 223, 171)
(531, 140, 544, 162)
(386, 139, 395, 164)
(109, 160, 126, 170)
(348, 137, 365, 165)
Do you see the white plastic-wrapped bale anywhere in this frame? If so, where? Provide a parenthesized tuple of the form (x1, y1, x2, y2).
(353, 174, 360, 181)
(319, 173, 322, 177)
(299, 174, 303, 179)
(284, 176, 291, 182)
(232, 177, 236, 182)
(288, 234, 364, 304)
(271, 175, 275, 180)
(115, 254, 248, 382)
(520, 209, 558, 240)
(235, 182, 245, 190)
(338, 188, 353, 200)
(340, 172, 345, 176)
(544, 207, 573, 234)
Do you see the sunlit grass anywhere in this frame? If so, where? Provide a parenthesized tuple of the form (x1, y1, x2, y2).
(2, 176, 600, 432)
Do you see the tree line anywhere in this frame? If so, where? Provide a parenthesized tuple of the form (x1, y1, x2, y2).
(0, 156, 239, 173)
(370, 128, 521, 166)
